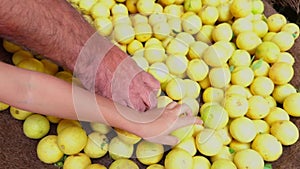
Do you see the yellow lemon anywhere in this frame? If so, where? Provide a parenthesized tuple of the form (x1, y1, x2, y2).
(166, 37, 189, 55)
(83, 132, 109, 158)
(182, 13, 202, 35)
(224, 85, 249, 98)
(236, 31, 262, 54)
(192, 156, 211, 169)
(0, 101, 9, 111)
(252, 19, 268, 38)
(10, 106, 33, 120)
(276, 52, 295, 65)
(132, 54, 149, 71)
(229, 117, 257, 143)
(283, 93, 300, 117)
(252, 119, 270, 134)
(186, 59, 209, 81)
(148, 62, 170, 84)
(166, 55, 188, 76)
(146, 164, 164, 169)
(264, 107, 290, 125)
(12, 50, 34, 65)
(269, 62, 294, 85)
(23, 114, 50, 139)
(202, 44, 230, 67)
(136, 141, 164, 165)
(134, 23, 152, 42)
(89, 122, 112, 135)
(86, 164, 107, 169)
(201, 104, 229, 130)
(165, 77, 186, 100)
(233, 149, 264, 169)
(171, 125, 194, 142)
(231, 66, 254, 87)
(211, 159, 237, 169)
(109, 159, 138, 169)
(281, 22, 300, 39)
(270, 120, 299, 146)
(250, 76, 274, 97)
(130, 14, 148, 25)
(228, 49, 251, 67)
(63, 153, 91, 169)
(157, 95, 173, 108)
(182, 79, 201, 99)
(202, 0, 220, 6)
(198, 76, 211, 89)
(115, 128, 142, 145)
(149, 13, 167, 27)
(127, 40, 144, 56)
(164, 4, 184, 20)
(217, 3, 233, 22)
(178, 97, 200, 116)
(41, 59, 59, 75)
(111, 3, 128, 16)
(272, 83, 297, 104)
(126, 0, 138, 14)
(250, 59, 270, 77)
(57, 126, 88, 155)
(246, 95, 270, 119)
(216, 126, 232, 146)
(113, 23, 135, 44)
(176, 32, 195, 46)
(208, 67, 231, 89)
(165, 148, 193, 169)
(17, 57, 45, 73)
(168, 18, 182, 36)
(136, 0, 155, 16)
(199, 5, 219, 25)
(267, 13, 287, 32)
(265, 95, 277, 108)
(37, 135, 64, 164)
(152, 22, 172, 41)
(108, 136, 134, 160)
(2, 39, 22, 53)
(251, 0, 264, 14)
(93, 17, 113, 36)
(46, 116, 61, 124)
(90, 2, 110, 18)
(175, 136, 197, 156)
(255, 41, 280, 63)
(78, 0, 97, 14)
(229, 140, 250, 152)
(263, 31, 277, 41)
(210, 146, 235, 163)
(222, 94, 248, 118)
(195, 25, 214, 44)
(231, 17, 253, 36)
(188, 41, 209, 60)
(251, 133, 283, 162)
(202, 87, 224, 103)
(184, 0, 202, 12)
(212, 23, 233, 42)
(195, 128, 223, 156)
(230, 0, 252, 18)
(57, 119, 81, 134)
(271, 31, 295, 52)
(199, 102, 220, 115)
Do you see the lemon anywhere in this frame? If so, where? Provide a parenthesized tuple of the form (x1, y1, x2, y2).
(63, 153, 91, 169)
(152, 22, 172, 41)
(178, 97, 199, 116)
(165, 148, 193, 169)
(250, 76, 274, 97)
(171, 125, 194, 142)
(202, 44, 231, 67)
(82, 14, 93, 24)
(186, 59, 209, 82)
(184, 0, 202, 12)
(115, 128, 142, 145)
(228, 49, 251, 67)
(224, 85, 249, 98)
(113, 23, 135, 44)
(145, 45, 167, 65)
(12, 50, 34, 65)
(126, 0, 138, 14)
(10, 106, 33, 120)
(17, 57, 45, 73)
(264, 107, 290, 126)
(209, 67, 231, 89)
(233, 149, 264, 169)
(263, 30, 277, 41)
(229, 140, 250, 152)
(86, 164, 107, 169)
(236, 31, 262, 54)
(269, 62, 294, 85)
(251, 133, 283, 162)
(229, 117, 257, 143)
(149, 13, 167, 27)
(136, 0, 155, 15)
(182, 13, 202, 35)
(201, 104, 229, 130)
(0, 101, 9, 111)
(216, 126, 232, 145)
(265, 95, 277, 108)
(195, 25, 214, 44)
(111, 3, 128, 16)
(94, 17, 113, 36)
(78, 0, 97, 14)
(217, 3, 233, 22)
(157, 95, 173, 108)
(90, 2, 110, 18)
(281, 22, 300, 39)
(199, 5, 219, 25)
(231, 66, 254, 87)
(250, 59, 270, 77)
(132, 55, 149, 72)
(271, 31, 295, 52)
(202, 0, 220, 6)
(145, 38, 164, 48)
(175, 136, 197, 156)
(222, 94, 248, 118)
(146, 164, 165, 169)
(212, 23, 233, 42)
(267, 13, 287, 32)
(57, 119, 82, 134)
(276, 52, 295, 65)
(166, 37, 189, 56)
(130, 14, 148, 25)
(270, 120, 299, 146)
(255, 41, 280, 63)
(134, 23, 152, 42)
(283, 93, 300, 117)
(272, 83, 297, 103)
(84, 132, 109, 158)
(136, 141, 164, 165)
(246, 95, 270, 119)
(187, 41, 209, 60)
(55, 71, 73, 81)
(166, 55, 188, 76)
(198, 76, 211, 89)
(252, 19, 268, 38)
(108, 136, 134, 160)
(195, 128, 223, 156)
(168, 18, 182, 36)
(230, 0, 252, 18)
(109, 159, 138, 169)
(211, 159, 237, 169)
(210, 146, 235, 162)
(252, 119, 270, 134)
(182, 79, 201, 99)
(148, 62, 170, 84)
(36, 135, 64, 164)
(41, 59, 59, 75)
(202, 87, 224, 103)
(199, 102, 220, 115)
(251, 0, 264, 14)
(164, 4, 184, 20)
(57, 126, 88, 155)
(2, 39, 22, 53)
(176, 32, 195, 46)
(127, 40, 143, 56)
(23, 114, 50, 139)
(192, 156, 211, 169)
(46, 116, 61, 124)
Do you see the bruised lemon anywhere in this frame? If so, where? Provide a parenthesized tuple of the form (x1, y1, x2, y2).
(23, 114, 50, 139)
(10, 106, 33, 120)
(36, 135, 64, 164)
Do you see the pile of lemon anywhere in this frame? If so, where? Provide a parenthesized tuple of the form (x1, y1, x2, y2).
(1, 0, 300, 169)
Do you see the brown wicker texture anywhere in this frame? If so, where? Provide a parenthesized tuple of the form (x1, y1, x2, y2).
(0, 1, 300, 169)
